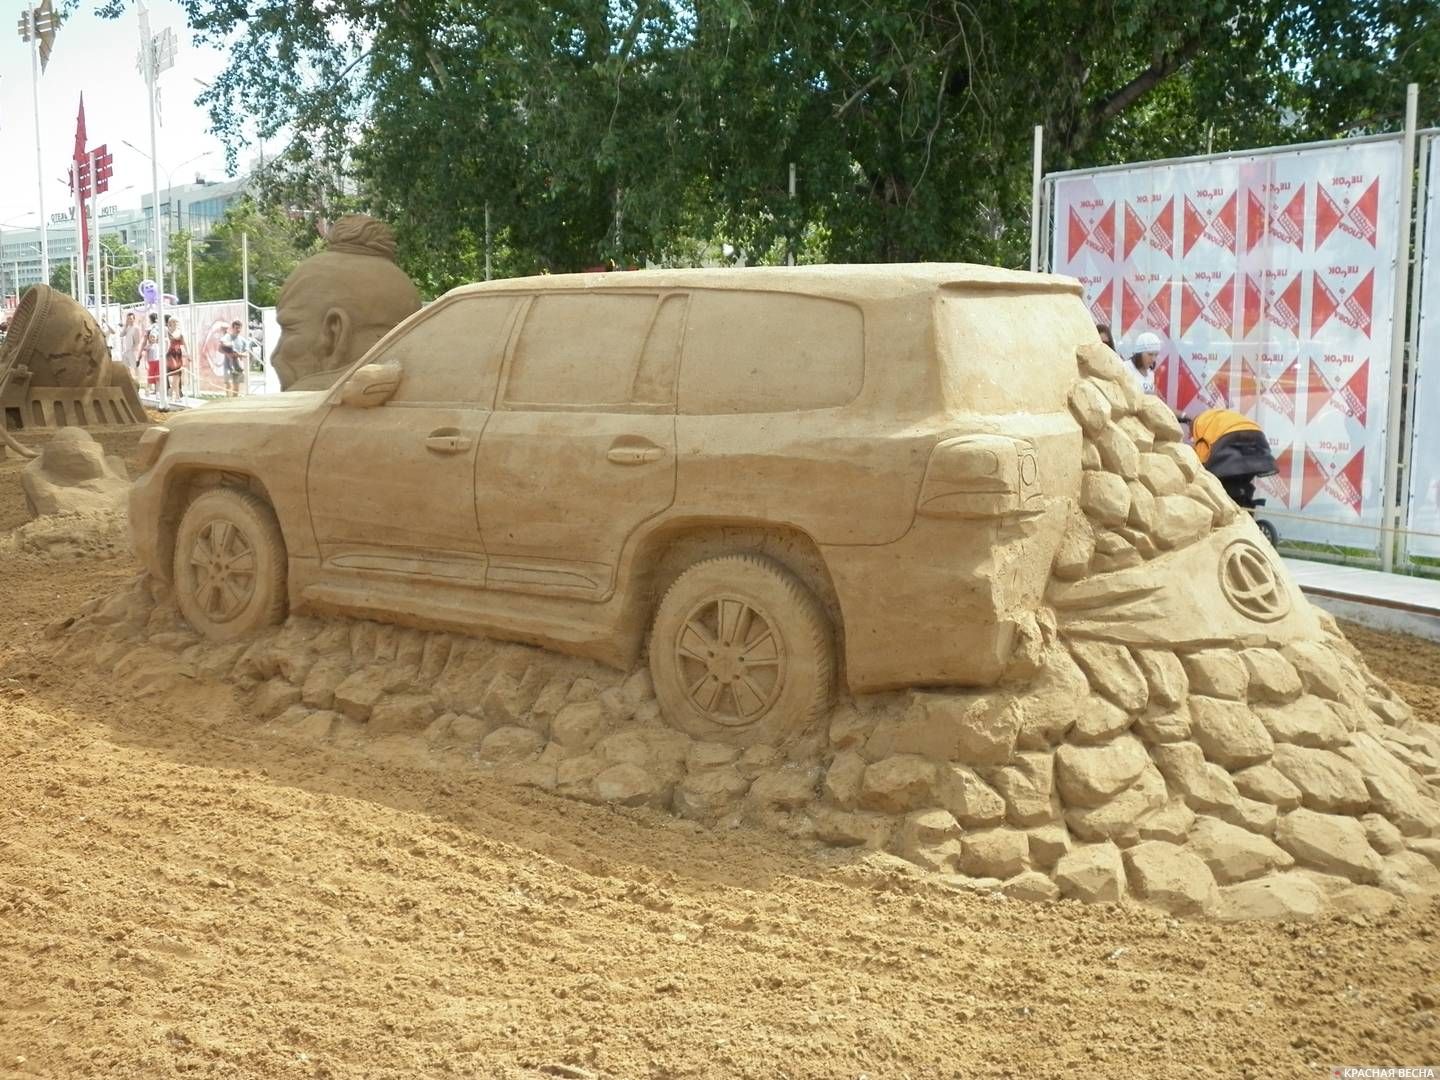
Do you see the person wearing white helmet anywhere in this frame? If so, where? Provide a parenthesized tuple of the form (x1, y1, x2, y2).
(1127, 330, 1163, 396)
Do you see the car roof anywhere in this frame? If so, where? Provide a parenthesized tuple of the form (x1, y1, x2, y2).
(440, 263, 1082, 303)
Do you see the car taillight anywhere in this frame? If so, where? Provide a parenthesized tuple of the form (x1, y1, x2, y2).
(917, 434, 1041, 519)
(135, 425, 169, 473)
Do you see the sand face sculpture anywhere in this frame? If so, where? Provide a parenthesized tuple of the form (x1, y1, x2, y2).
(74, 264, 1440, 918)
(270, 214, 423, 391)
(0, 284, 147, 429)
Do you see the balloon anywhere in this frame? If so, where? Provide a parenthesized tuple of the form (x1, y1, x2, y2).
(139, 279, 159, 305)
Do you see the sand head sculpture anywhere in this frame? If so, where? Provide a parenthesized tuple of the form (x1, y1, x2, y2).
(271, 214, 422, 391)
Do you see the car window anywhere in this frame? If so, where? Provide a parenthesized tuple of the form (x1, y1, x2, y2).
(630, 295, 687, 406)
(377, 295, 517, 405)
(504, 292, 660, 407)
(678, 291, 864, 414)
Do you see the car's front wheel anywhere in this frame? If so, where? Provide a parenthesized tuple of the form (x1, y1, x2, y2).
(649, 553, 834, 747)
(173, 487, 288, 642)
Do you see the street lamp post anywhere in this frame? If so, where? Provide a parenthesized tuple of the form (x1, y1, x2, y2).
(17, 2, 59, 284)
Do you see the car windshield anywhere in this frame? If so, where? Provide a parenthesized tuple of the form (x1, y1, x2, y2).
(935, 290, 1091, 415)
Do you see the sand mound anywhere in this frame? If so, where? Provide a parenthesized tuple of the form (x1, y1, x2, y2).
(51, 567, 1440, 921)
(2, 508, 129, 559)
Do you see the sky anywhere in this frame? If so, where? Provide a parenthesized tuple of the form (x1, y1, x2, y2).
(0, 0, 242, 231)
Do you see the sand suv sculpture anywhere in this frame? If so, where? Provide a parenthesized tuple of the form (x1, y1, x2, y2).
(130, 263, 1321, 747)
(1, 284, 147, 436)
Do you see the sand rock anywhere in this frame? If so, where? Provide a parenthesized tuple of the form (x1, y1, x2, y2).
(1055, 735, 1149, 807)
(1133, 650, 1188, 709)
(254, 678, 302, 720)
(1341, 733, 1440, 836)
(1068, 642, 1148, 712)
(749, 768, 818, 811)
(894, 810, 964, 872)
(1189, 698, 1275, 769)
(1123, 841, 1217, 915)
(860, 756, 937, 814)
(1407, 839, 1440, 868)
(1270, 745, 1369, 815)
(479, 725, 545, 764)
(1274, 809, 1382, 883)
(885, 693, 1021, 766)
(550, 701, 607, 750)
(1380, 850, 1440, 895)
(1137, 799, 1196, 843)
(960, 827, 1030, 879)
(1094, 423, 1140, 479)
(822, 750, 867, 808)
(1054, 843, 1126, 903)
(934, 763, 1005, 826)
(1064, 764, 1167, 845)
(1151, 495, 1212, 550)
(810, 807, 893, 848)
(1080, 472, 1130, 528)
(1137, 395, 1184, 442)
(593, 763, 661, 806)
(1232, 764, 1303, 810)
(1186, 817, 1294, 883)
(1138, 452, 1186, 497)
(828, 706, 872, 750)
(1133, 706, 1192, 745)
(1069, 699, 1132, 744)
(1151, 742, 1242, 815)
(990, 752, 1057, 826)
(1181, 651, 1249, 701)
(369, 693, 437, 734)
(1213, 874, 1325, 922)
(1280, 641, 1347, 700)
(1002, 871, 1061, 902)
(1068, 379, 1112, 434)
(1153, 440, 1201, 480)
(1240, 650, 1302, 703)
(1026, 824, 1072, 867)
(1052, 510, 1097, 580)
(1255, 697, 1348, 750)
(674, 768, 750, 820)
(1361, 813, 1405, 855)
(687, 740, 740, 771)
(21, 429, 130, 516)
(334, 668, 387, 722)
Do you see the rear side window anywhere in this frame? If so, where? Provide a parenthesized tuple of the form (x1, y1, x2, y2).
(937, 292, 1086, 414)
(679, 292, 864, 414)
(381, 295, 516, 405)
(505, 292, 661, 407)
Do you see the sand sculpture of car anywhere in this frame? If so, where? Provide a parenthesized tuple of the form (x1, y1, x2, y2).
(129, 265, 1111, 743)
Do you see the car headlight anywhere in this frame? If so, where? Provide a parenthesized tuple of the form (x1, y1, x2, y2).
(135, 425, 170, 473)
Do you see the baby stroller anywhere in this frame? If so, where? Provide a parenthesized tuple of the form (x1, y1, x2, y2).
(1190, 408, 1280, 545)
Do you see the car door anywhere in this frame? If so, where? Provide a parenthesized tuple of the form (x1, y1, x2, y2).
(473, 290, 684, 599)
(306, 293, 519, 586)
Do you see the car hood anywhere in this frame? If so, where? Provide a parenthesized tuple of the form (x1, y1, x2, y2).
(164, 391, 327, 427)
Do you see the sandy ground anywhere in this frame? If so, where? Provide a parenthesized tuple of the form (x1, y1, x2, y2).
(2, 426, 1439, 1079)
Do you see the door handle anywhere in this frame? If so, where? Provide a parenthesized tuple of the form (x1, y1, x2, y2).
(607, 438, 664, 466)
(425, 430, 473, 454)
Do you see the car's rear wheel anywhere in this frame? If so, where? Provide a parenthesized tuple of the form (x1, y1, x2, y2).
(650, 553, 834, 747)
(173, 487, 288, 642)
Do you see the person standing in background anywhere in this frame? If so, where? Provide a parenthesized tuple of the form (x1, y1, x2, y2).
(121, 312, 143, 375)
(165, 316, 187, 400)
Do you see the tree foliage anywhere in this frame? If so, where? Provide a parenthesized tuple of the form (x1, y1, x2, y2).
(90, 0, 1440, 291)
(168, 199, 324, 306)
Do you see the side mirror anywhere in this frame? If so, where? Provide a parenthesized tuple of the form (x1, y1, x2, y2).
(340, 362, 402, 408)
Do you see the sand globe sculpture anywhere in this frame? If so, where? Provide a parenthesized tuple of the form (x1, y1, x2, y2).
(0, 284, 146, 430)
(271, 214, 422, 391)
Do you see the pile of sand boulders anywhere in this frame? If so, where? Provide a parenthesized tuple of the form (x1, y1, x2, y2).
(3, 428, 129, 558)
(44, 341, 1440, 920)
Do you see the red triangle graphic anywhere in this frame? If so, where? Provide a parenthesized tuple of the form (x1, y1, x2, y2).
(1203, 275, 1236, 332)
(1121, 279, 1145, 336)
(1088, 279, 1115, 326)
(1068, 206, 1089, 262)
(1268, 273, 1302, 336)
(1315, 184, 1345, 249)
(1310, 273, 1340, 337)
(1339, 360, 1369, 426)
(1262, 359, 1298, 422)
(1151, 196, 1175, 256)
(1176, 362, 1202, 415)
(1183, 196, 1207, 256)
(1339, 269, 1375, 338)
(1124, 204, 1145, 260)
(1275, 186, 1305, 247)
(1147, 281, 1172, 332)
(1246, 191, 1267, 253)
(1336, 447, 1365, 515)
(1093, 203, 1116, 259)
(1256, 445, 1293, 507)
(1343, 178, 1380, 246)
(1302, 448, 1330, 509)
(1206, 192, 1238, 252)
(1156, 353, 1175, 409)
(1179, 281, 1206, 337)
(1306, 359, 1335, 424)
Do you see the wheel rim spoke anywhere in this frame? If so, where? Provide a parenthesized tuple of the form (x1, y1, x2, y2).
(678, 626, 715, 665)
(676, 594, 787, 725)
(732, 674, 768, 717)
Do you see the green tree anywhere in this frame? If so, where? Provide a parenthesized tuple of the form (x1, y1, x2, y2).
(101, 234, 144, 307)
(49, 259, 72, 296)
(172, 198, 323, 305)
(96, 0, 1440, 283)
